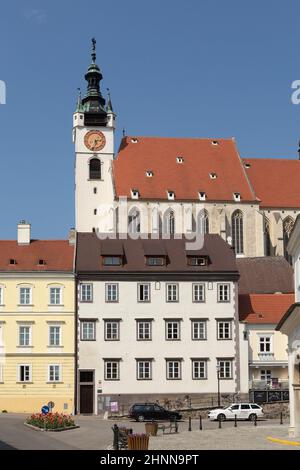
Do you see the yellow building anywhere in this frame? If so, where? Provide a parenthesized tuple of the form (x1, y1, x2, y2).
(0, 222, 75, 413)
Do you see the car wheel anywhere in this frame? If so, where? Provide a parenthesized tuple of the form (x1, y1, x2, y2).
(248, 413, 256, 421)
(137, 415, 145, 422)
(217, 413, 226, 422)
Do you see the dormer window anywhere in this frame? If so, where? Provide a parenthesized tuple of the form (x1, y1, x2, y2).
(131, 138, 138, 143)
(145, 256, 165, 266)
(176, 156, 184, 163)
(187, 256, 207, 266)
(167, 190, 175, 200)
(9, 259, 17, 265)
(233, 192, 241, 202)
(211, 140, 219, 146)
(199, 191, 206, 201)
(102, 256, 123, 266)
(131, 189, 139, 200)
(146, 170, 153, 177)
(209, 173, 217, 179)
(38, 259, 46, 266)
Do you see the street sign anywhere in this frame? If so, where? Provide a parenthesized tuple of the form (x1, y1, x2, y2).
(47, 401, 55, 410)
(41, 405, 49, 415)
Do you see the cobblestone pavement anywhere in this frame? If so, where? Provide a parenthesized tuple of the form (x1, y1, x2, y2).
(0, 414, 299, 450)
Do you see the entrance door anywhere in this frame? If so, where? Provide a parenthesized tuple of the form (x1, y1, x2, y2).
(80, 385, 94, 413)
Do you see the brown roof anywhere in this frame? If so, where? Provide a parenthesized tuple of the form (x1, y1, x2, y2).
(113, 137, 257, 202)
(243, 158, 300, 208)
(237, 257, 294, 295)
(0, 240, 74, 271)
(239, 293, 295, 324)
(76, 233, 238, 276)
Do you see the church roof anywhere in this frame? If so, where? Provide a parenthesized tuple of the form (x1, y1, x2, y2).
(239, 293, 294, 324)
(242, 158, 300, 208)
(113, 136, 257, 202)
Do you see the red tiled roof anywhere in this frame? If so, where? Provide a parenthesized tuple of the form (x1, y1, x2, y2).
(243, 158, 300, 208)
(0, 240, 74, 271)
(113, 137, 257, 202)
(239, 293, 295, 324)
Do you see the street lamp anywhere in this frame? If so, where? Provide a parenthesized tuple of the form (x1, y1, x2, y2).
(216, 364, 221, 407)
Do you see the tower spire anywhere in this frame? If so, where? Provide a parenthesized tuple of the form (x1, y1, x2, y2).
(106, 88, 113, 113)
(91, 37, 96, 63)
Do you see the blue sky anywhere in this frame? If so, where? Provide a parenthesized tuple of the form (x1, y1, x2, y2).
(0, 0, 300, 239)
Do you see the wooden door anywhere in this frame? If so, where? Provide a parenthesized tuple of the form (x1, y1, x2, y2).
(80, 384, 94, 413)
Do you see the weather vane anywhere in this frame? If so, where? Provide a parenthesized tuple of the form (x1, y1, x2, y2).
(91, 37, 96, 62)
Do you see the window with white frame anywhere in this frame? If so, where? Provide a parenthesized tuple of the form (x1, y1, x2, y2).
(166, 360, 181, 379)
(80, 283, 93, 302)
(104, 360, 120, 380)
(0, 363, 2, 382)
(217, 320, 232, 340)
(166, 284, 178, 302)
(259, 336, 272, 353)
(192, 283, 205, 302)
(191, 320, 206, 340)
(0, 324, 3, 348)
(19, 325, 31, 346)
(136, 320, 152, 340)
(261, 369, 272, 382)
(217, 284, 230, 302)
(106, 283, 119, 302)
(49, 325, 61, 346)
(192, 359, 207, 379)
(165, 321, 180, 340)
(19, 287, 32, 305)
(81, 321, 96, 341)
(19, 364, 31, 382)
(138, 283, 150, 302)
(136, 360, 152, 380)
(104, 321, 120, 340)
(49, 287, 62, 305)
(0, 286, 3, 305)
(48, 364, 61, 382)
(217, 359, 233, 379)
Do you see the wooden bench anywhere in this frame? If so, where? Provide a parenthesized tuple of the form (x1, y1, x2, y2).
(158, 418, 178, 434)
(112, 424, 132, 449)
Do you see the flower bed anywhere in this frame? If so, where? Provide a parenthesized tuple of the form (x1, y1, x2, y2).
(25, 412, 78, 431)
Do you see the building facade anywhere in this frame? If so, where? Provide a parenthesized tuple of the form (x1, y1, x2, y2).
(0, 223, 75, 413)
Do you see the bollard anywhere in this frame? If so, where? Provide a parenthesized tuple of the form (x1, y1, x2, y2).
(218, 417, 222, 429)
(175, 418, 178, 433)
(254, 414, 257, 427)
(199, 415, 202, 431)
(234, 414, 237, 427)
(188, 416, 192, 431)
(280, 412, 283, 425)
(112, 424, 119, 450)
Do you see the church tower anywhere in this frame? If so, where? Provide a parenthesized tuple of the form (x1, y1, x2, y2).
(74, 39, 116, 232)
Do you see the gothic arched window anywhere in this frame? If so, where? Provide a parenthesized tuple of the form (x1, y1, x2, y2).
(163, 210, 175, 235)
(89, 158, 101, 180)
(197, 209, 209, 234)
(283, 216, 294, 263)
(232, 210, 244, 255)
(128, 208, 141, 234)
(264, 216, 272, 256)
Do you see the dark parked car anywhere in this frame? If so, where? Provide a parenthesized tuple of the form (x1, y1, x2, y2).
(129, 403, 182, 422)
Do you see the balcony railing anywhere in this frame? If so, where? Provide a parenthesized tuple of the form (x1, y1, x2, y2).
(249, 380, 289, 390)
(257, 352, 274, 361)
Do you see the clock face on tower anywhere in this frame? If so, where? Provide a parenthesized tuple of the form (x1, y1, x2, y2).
(84, 130, 106, 151)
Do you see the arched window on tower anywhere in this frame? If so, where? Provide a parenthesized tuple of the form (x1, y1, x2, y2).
(197, 209, 209, 234)
(128, 208, 141, 234)
(283, 216, 294, 263)
(89, 158, 101, 180)
(163, 210, 175, 235)
(232, 210, 244, 255)
(264, 216, 272, 256)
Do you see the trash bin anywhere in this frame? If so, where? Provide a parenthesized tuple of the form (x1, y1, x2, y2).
(127, 433, 149, 450)
(145, 421, 158, 436)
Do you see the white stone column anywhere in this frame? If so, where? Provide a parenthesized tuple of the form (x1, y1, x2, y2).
(288, 348, 296, 437)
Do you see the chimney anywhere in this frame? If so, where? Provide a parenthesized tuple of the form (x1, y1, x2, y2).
(68, 228, 76, 245)
(17, 221, 31, 245)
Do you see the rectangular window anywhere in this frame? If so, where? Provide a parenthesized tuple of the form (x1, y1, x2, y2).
(166, 360, 181, 380)
(261, 369, 272, 381)
(106, 284, 119, 302)
(192, 360, 207, 379)
(20, 287, 31, 305)
(259, 336, 272, 353)
(191, 320, 206, 340)
(218, 284, 230, 302)
(105, 321, 120, 341)
(102, 256, 122, 266)
(137, 360, 152, 380)
(145, 257, 165, 266)
(48, 365, 61, 382)
(19, 364, 31, 382)
(192, 283, 205, 302)
(105, 361, 120, 380)
(50, 287, 62, 305)
(137, 321, 152, 341)
(80, 284, 93, 302)
(138, 283, 150, 302)
(217, 321, 232, 340)
(188, 257, 207, 266)
(19, 326, 31, 346)
(81, 321, 96, 341)
(166, 284, 178, 302)
(218, 360, 233, 379)
(49, 325, 61, 346)
(0, 287, 3, 305)
(165, 321, 180, 340)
